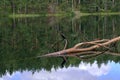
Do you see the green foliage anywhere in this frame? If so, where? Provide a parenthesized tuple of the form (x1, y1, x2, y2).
(0, 0, 120, 15)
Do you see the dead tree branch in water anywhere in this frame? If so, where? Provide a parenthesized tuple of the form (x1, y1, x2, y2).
(39, 36, 120, 58)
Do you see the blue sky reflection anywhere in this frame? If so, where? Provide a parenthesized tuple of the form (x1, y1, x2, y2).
(0, 61, 120, 80)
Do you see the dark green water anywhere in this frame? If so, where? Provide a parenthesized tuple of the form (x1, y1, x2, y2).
(0, 16, 120, 80)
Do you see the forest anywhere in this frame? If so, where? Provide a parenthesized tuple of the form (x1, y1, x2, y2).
(1, 0, 120, 78)
(0, 0, 120, 16)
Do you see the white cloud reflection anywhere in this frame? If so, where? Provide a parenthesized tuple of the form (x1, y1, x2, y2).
(0, 61, 111, 80)
(78, 61, 110, 76)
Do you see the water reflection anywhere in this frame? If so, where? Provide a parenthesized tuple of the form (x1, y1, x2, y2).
(0, 15, 120, 77)
(1, 61, 120, 80)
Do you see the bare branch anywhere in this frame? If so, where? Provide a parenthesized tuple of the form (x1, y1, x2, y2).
(40, 36, 120, 58)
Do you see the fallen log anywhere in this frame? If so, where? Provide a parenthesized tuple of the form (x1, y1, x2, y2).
(38, 36, 120, 57)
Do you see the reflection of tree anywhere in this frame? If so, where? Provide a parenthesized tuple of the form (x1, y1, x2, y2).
(0, 15, 120, 76)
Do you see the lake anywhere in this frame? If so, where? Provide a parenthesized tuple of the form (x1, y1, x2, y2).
(0, 15, 120, 80)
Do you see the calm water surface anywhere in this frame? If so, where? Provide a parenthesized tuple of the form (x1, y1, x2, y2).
(0, 15, 120, 80)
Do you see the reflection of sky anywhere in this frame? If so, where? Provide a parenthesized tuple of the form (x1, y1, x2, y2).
(0, 61, 120, 80)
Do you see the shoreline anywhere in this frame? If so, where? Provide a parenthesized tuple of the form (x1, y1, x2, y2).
(9, 12, 120, 18)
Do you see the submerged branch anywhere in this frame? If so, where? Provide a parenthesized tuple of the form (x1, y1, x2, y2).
(39, 36, 120, 58)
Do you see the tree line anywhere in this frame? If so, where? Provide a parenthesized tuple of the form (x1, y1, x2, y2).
(0, 0, 120, 15)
